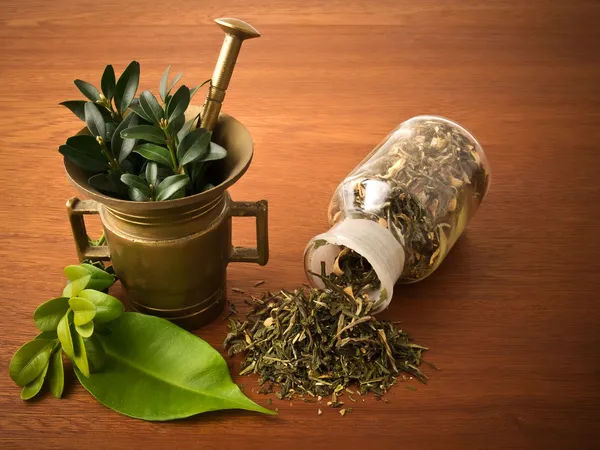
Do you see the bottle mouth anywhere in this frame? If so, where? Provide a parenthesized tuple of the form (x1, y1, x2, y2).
(303, 219, 405, 313)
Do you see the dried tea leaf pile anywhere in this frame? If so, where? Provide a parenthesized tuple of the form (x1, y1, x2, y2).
(225, 251, 428, 400)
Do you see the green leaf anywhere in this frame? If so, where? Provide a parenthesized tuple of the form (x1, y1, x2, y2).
(60, 100, 87, 121)
(84, 102, 106, 139)
(76, 321, 94, 338)
(65, 264, 115, 292)
(74, 79, 101, 102)
(69, 297, 97, 326)
(21, 360, 50, 400)
(133, 143, 172, 168)
(176, 114, 200, 143)
(62, 274, 91, 297)
(121, 174, 150, 197)
(129, 100, 153, 123)
(101, 65, 116, 100)
(75, 313, 275, 420)
(145, 161, 158, 186)
(121, 125, 166, 145)
(66, 134, 104, 154)
(191, 161, 207, 182)
(166, 85, 190, 123)
(111, 113, 139, 163)
(48, 349, 64, 399)
(84, 334, 106, 372)
(128, 187, 150, 202)
(35, 330, 58, 340)
(88, 173, 126, 196)
(167, 112, 185, 137)
(72, 322, 90, 377)
(189, 79, 210, 100)
(140, 90, 164, 124)
(59, 144, 108, 172)
(78, 289, 124, 323)
(201, 142, 227, 162)
(159, 65, 171, 103)
(9, 339, 55, 387)
(33, 297, 70, 331)
(177, 128, 210, 166)
(57, 312, 75, 358)
(115, 61, 140, 115)
(156, 174, 189, 201)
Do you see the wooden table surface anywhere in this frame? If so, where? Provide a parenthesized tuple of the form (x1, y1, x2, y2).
(1, 1, 599, 449)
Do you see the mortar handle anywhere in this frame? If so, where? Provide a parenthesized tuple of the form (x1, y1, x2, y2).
(66, 197, 111, 262)
(229, 199, 269, 265)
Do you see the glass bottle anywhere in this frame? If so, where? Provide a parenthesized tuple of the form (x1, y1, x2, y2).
(304, 115, 490, 312)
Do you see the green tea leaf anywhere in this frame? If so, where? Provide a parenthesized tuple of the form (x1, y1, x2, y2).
(112, 113, 139, 163)
(66, 134, 104, 154)
(59, 144, 108, 172)
(101, 65, 116, 100)
(64, 265, 89, 280)
(84, 334, 106, 372)
(60, 100, 87, 121)
(75, 313, 275, 420)
(200, 141, 227, 162)
(121, 125, 166, 145)
(145, 161, 158, 186)
(65, 264, 115, 292)
(121, 174, 151, 197)
(129, 100, 153, 123)
(133, 143, 172, 168)
(156, 174, 189, 201)
(74, 79, 101, 102)
(62, 274, 91, 297)
(115, 61, 140, 115)
(177, 128, 210, 166)
(9, 339, 54, 386)
(167, 112, 185, 137)
(35, 330, 58, 340)
(78, 289, 124, 323)
(21, 360, 50, 400)
(33, 297, 70, 331)
(128, 187, 150, 201)
(69, 297, 97, 326)
(166, 85, 190, 123)
(140, 90, 164, 125)
(84, 102, 106, 139)
(72, 322, 90, 377)
(76, 321, 94, 338)
(48, 349, 64, 399)
(57, 312, 75, 358)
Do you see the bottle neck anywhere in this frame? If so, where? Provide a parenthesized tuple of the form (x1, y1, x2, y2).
(303, 218, 405, 312)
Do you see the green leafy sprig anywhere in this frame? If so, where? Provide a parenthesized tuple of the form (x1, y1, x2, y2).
(9, 264, 122, 400)
(59, 63, 223, 202)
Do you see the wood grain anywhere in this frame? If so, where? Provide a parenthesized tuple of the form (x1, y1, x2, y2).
(1, 0, 599, 448)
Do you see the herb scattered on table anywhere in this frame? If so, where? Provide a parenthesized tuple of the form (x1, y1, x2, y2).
(224, 255, 429, 405)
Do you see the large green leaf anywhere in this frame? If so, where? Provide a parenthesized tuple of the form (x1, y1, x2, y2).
(156, 174, 189, 201)
(88, 173, 126, 196)
(121, 125, 166, 145)
(65, 264, 115, 292)
(69, 297, 97, 326)
(101, 65, 116, 100)
(133, 143, 172, 168)
(84, 102, 106, 139)
(71, 322, 90, 377)
(48, 349, 64, 398)
(177, 128, 210, 166)
(201, 142, 228, 162)
(74, 79, 101, 102)
(121, 174, 151, 197)
(57, 312, 75, 358)
(166, 85, 190, 123)
(21, 360, 50, 400)
(84, 334, 106, 372)
(9, 339, 55, 387)
(145, 161, 158, 187)
(75, 313, 275, 420)
(129, 100, 153, 123)
(139, 90, 164, 124)
(76, 321, 94, 338)
(78, 289, 124, 323)
(33, 297, 70, 331)
(115, 61, 140, 115)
